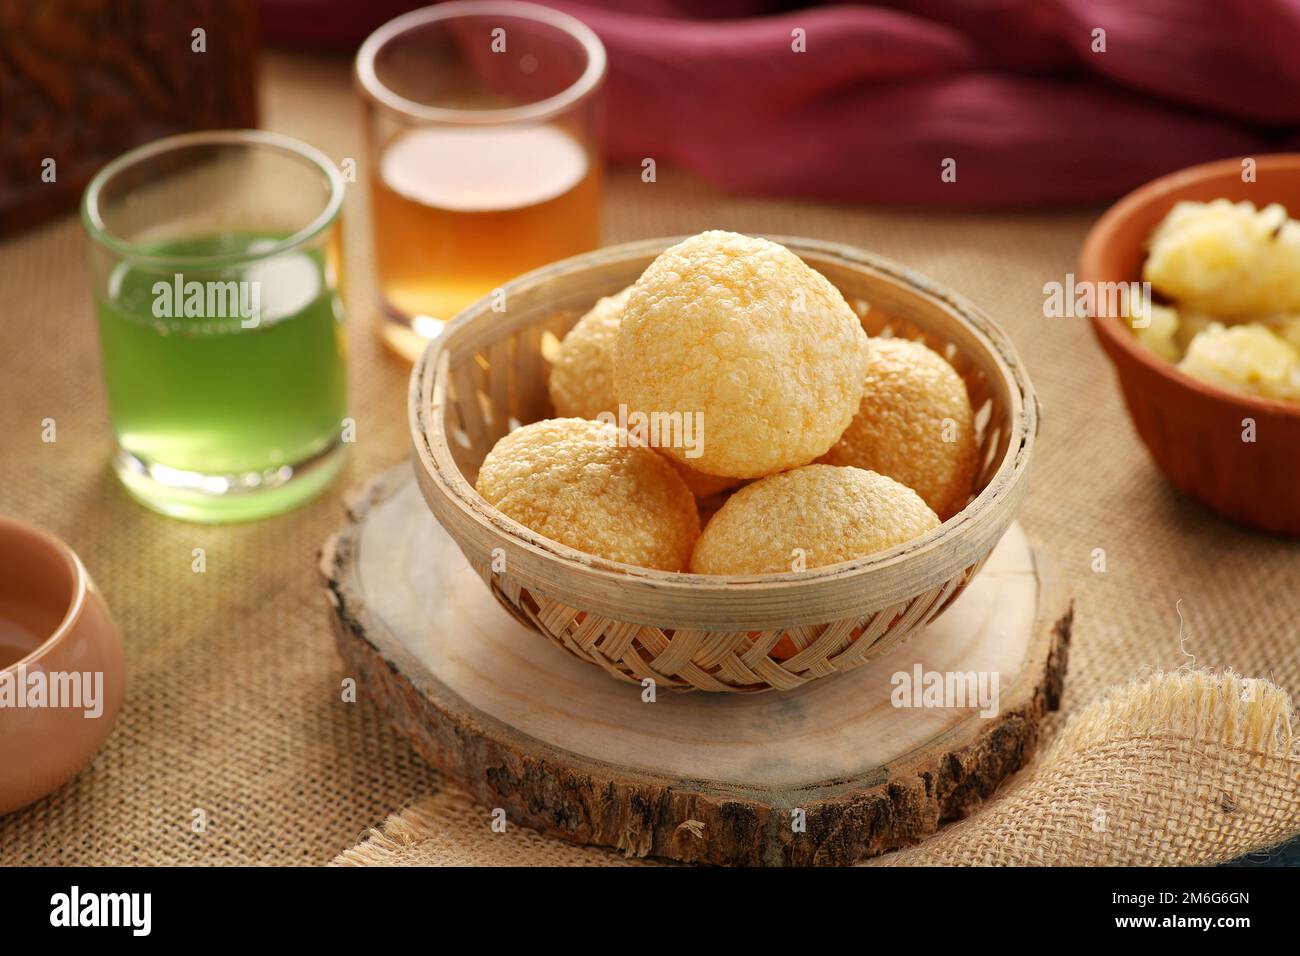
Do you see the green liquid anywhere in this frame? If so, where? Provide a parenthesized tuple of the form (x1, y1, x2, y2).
(96, 232, 347, 520)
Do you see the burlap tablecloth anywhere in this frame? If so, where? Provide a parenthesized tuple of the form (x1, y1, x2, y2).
(1, 53, 1297, 866)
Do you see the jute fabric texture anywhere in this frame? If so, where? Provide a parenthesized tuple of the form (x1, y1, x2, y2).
(2, 53, 1296, 866)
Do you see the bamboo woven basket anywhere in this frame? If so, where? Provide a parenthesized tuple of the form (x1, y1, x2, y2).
(410, 237, 1037, 693)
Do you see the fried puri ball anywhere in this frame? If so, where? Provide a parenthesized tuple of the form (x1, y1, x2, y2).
(819, 337, 978, 521)
(548, 285, 741, 497)
(547, 286, 632, 421)
(614, 231, 870, 479)
(689, 464, 939, 575)
(475, 418, 699, 572)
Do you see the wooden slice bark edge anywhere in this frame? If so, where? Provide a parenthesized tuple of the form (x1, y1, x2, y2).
(321, 469, 1072, 867)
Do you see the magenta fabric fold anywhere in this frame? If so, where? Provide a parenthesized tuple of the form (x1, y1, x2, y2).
(261, 0, 1300, 205)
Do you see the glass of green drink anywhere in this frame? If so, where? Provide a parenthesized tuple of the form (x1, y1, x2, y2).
(82, 130, 348, 522)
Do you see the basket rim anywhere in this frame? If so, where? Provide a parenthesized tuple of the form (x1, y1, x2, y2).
(409, 235, 1037, 621)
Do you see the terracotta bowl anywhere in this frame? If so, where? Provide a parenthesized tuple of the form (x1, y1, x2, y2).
(1080, 154, 1300, 535)
(0, 518, 125, 815)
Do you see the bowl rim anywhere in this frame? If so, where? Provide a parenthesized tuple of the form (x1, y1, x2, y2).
(409, 235, 1037, 625)
(0, 517, 89, 674)
(1080, 152, 1300, 421)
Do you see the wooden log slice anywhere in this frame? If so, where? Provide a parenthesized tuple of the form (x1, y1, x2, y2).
(321, 467, 1071, 867)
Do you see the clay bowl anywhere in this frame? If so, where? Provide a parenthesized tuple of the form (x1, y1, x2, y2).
(0, 518, 126, 815)
(1080, 154, 1300, 535)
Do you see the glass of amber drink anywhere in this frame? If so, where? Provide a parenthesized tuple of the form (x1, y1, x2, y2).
(356, 1, 606, 361)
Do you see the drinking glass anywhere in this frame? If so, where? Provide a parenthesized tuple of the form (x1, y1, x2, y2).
(82, 130, 349, 523)
(356, 0, 606, 361)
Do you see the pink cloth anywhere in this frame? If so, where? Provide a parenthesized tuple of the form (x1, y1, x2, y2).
(262, 0, 1300, 205)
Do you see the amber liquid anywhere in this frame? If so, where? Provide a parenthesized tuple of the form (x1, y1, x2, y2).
(371, 124, 601, 360)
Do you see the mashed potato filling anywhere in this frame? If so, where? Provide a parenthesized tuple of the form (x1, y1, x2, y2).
(1144, 199, 1300, 318)
(1178, 322, 1300, 402)
(1130, 199, 1300, 402)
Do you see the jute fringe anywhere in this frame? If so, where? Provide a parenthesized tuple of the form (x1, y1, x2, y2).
(1048, 670, 1294, 761)
(868, 669, 1299, 866)
(336, 670, 1300, 866)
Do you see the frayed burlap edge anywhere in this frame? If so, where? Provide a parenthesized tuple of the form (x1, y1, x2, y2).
(1050, 669, 1293, 758)
(869, 669, 1299, 866)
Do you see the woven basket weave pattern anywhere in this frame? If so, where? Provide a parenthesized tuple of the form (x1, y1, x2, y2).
(467, 551, 990, 692)
(412, 238, 1035, 693)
